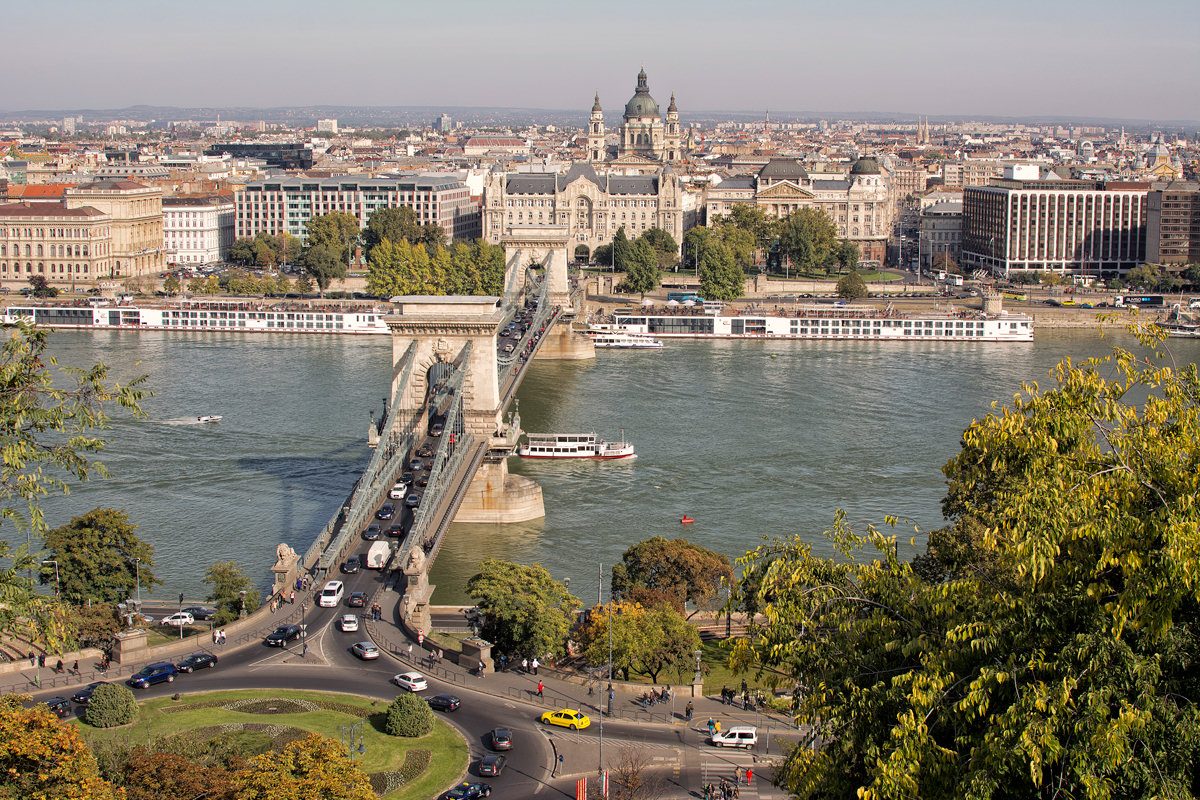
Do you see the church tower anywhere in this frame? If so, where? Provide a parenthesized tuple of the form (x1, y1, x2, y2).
(588, 93, 606, 162)
(664, 93, 681, 162)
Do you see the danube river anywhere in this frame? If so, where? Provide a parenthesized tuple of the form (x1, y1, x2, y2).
(29, 328, 1200, 604)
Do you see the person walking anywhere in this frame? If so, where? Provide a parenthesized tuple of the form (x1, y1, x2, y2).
(531, 657, 539, 675)
(301, 642, 308, 658)
(212, 629, 219, 645)
(685, 700, 694, 722)
(289, 590, 296, 605)
(71, 660, 78, 674)
(536, 679, 544, 698)
(745, 767, 753, 786)
(477, 659, 485, 677)
(521, 657, 528, 673)
(707, 717, 716, 737)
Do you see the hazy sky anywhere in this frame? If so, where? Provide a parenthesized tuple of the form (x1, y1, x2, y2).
(7, 0, 1199, 120)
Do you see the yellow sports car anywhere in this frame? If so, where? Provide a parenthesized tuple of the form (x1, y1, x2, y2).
(539, 708, 591, 730)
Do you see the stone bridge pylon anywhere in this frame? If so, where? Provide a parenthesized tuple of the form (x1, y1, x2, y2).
(502, 226, 595, 361)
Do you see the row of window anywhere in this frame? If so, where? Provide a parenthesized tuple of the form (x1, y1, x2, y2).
(1, 243, 95, 257)
(506, 199, 658, 208)
(0, 262, 95, 275)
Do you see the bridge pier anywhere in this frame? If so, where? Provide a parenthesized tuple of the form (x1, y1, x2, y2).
(533, 324, 595, 360)
(453, 459, 545, 523)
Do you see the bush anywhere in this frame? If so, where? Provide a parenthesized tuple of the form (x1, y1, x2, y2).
(84, 683, 138, 728)
(383, 693, 433, 738)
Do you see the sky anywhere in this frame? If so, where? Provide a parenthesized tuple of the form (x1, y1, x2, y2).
(6, 0, 1199, 121)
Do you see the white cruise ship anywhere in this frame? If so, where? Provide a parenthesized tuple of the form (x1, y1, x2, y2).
(2, 302, 390, 335)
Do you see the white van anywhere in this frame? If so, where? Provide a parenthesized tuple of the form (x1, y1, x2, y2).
(366, 541, 391, 570)
(710, 725, 757, 749)
(318, 580, 345, 608)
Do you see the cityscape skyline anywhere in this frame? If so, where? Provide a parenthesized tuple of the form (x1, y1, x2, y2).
(7, 0, 1199, 121)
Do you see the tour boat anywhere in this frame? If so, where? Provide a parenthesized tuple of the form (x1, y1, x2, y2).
(3, 301, 390, 335)
(197, 415, 222, 424)
(517, 432, 636, 460)
(586, 328, 664, 349)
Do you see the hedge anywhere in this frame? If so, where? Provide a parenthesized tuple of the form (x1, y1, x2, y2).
(84, 684, 138, 728)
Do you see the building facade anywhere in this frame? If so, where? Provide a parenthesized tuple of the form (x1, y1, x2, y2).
(962, 171, 1148, 276)
(64, 180, 164, 280)
(163, 195, 235, 266)
(1147, 182, 1200, 265)
(204, 142, 315, 170)
(0, 202, 113, 290)
(918, 200, 963, 271)
(704, 157, 893, 264)
(482, 161, 683, 259)
(941, 158, 1006, 189)
(235, 175, 481, 243)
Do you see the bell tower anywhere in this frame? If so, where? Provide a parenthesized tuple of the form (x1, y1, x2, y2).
(665, 92, 681, 162)
(588, 93, 606, 162)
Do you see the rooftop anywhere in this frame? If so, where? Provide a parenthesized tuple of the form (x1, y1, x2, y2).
(0, 201, 106, 218)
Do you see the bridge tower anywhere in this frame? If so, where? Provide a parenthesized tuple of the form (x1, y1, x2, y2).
(501, 226, 595, 361)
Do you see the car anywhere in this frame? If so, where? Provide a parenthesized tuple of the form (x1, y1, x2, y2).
(392, 671, 428, 692)
(386, 524, 405, 538)
(318, 580, 344, 608)
(417, 444, 434, 457)
(346, 591, 368, 608)
(441, 782, 492, 799)
(376, 503, 396, 520)
(265, 624, 304, 646)
(70, 682, 108, 706)
(417, 475, 429, 488)
(127, 662, 178, 689)
(350, 641, 380, 660)
(430, 424, 445, 438)
(341, 556, 361, 574)
(427, 694, 461, 712)
(477, 754, 506, 777)
(338, 614, 360, 632)
(488, 727, 513, 751)
(389, 482, 408, 500)
(176, 652, 218, 673)
(710, 725, 758, 749)
(405, 493, 421, 508)
(408, 458, 424, 470)
(160, 612, 195, 627)
(401, 471, 414, 485)
(181, 606, 217, 621)
(539, 708, 591, 730)
(42, 696, 72, 718)
(362, 524, 382, 541)
(502, 343, 515, 353)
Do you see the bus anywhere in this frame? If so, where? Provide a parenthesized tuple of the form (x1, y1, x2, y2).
(666, 291, 704, 304)
(1114, 294, 1166, 308)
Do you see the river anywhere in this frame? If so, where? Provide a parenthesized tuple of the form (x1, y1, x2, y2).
(21, 327, 1199, 605)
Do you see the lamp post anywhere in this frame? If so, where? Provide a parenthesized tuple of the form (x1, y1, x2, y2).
(41, 560, 60, 597)
(239, 590, 247, 619)
(693, 648, 703, 686)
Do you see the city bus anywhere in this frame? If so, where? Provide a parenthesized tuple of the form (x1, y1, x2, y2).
(666, 291, 705, 304)
(1114, 294, 1166, 308)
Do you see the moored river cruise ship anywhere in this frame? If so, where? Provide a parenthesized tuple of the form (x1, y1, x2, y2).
(2, 301, 390, 335)
(608, 307, 1034, 342)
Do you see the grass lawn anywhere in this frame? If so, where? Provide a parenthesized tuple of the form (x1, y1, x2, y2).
(143, 624, 210, 647)
(79, 688, 466, 800)
(858, 270, 904, 282)
(699, 639, 785, 694)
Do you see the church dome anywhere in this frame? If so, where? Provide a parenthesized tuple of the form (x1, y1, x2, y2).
(850, 157, 882, 175)
(624, 68, 660, 119)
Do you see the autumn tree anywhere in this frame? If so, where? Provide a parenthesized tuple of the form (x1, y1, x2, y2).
(736, 330, 1200, 799)
(121, 750, 237, 800)
(232, 734, 373, 800)
(204, 561, 260, 625)
(161, 274, 181, 295)
(42, 508, 159, 605)
(612, 537, 734, 616)
(577, 601, 700, 683)
(466, 559, 579, 659)
(0, 693, 123, 799)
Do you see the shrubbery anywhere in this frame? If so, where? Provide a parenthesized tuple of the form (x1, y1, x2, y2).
(383, 692, 433, 738)
(84, 683, 138, 728)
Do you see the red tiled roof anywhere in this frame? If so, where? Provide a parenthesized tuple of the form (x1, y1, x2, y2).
(0, 202, 106, 218)
(6, 183, 76, 199)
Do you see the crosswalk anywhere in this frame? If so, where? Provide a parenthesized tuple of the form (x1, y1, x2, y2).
(698, 749, 778, 799)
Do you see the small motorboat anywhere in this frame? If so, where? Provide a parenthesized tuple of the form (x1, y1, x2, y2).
(197, 415, 222, 424)
(680, 515, 695, 525)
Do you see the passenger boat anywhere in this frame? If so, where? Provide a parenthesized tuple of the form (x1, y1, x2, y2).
(587, 328, 664, 349)
(197, 415, 222, 424)
(608, 306, 1034, 342)
(517, 432, 636, 460)
(1162, 322, 1200, 339)
(2, 301, 390, 335)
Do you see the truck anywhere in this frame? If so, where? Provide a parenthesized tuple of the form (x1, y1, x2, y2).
(365, 540, 391, 570)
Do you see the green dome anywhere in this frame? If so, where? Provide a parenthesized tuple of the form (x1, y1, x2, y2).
(850, 157, 881, 175)
(624, 68, 660, 119)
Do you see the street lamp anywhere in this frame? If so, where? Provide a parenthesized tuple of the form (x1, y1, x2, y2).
(41, 560, 60, 597)
(693, 648, 703, 687)
(239, 590, 247, 619)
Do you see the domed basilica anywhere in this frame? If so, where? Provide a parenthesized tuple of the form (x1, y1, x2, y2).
(588, 68, 683, 165)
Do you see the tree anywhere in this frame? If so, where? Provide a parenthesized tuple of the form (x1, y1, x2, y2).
(682, 227, 712, 271)
(931, 251, 960, 275)
(161, 274, 181, 296)
(0, 694, 123, 800)
(42, 508, 159, 606)
(717, 205, 779, 259)
(778, 208, 838, 274)
(619, 240, 661, 298)
(121, 750, 237, 800)
(696, 240, 744, 301)
(577, 601, 701, 683)
(204, 561, 260, 625)
(473, 239, 506, 296)
(384, 692, 434, 737)
(609, 746, 667, 800)
(421, 223, 447, 249)
(835, 240, 861, 273)
(300, 212, 358, 294)
(637, 228, 679, 270)
(466, 559, 578, 660)
(835, 270, 868, 300)
(232, 734, 373, 800)
(0, 541, 72, 652)
(70, 602, 121, 649)
(736, 331, 1200, 799)
(297, 243, 346, 294)
(1185, 263, 1200, 288)
(1126, 262, 1163, 291)
(592, 243, 614, 268)
(228, 237, 257, 266)
(363, 207, 422, 257)
(612, 537, 734, 616)
(27, 275, 59, 298)
(612, 227, 633, 274)
(83, 683, 138, 728)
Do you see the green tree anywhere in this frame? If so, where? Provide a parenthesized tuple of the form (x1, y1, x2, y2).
(637, 227, 680, 270)
(0, 541, 72, 652)
(300, 212, 358, 293)
(228, 237, 257, 266)
(778, 207, 838, 274)
(363, 207, 423, 257)
(612, 537, 734, 616)
(27, 275, 59, 298)
(161, 274, 181, 296)
(836, 270, 868, 300)
(232, 734, 374, 800)
(577, 601, 701, 683)
(71, 602, 122, 649)
(1126, 262, 1163, 290)
(466, 559, 578, 659)
(297, 243, 346, 294)
(715, 225, 756, 269)
(421, 223, 447, 249)
(717, 205, 779, 258)
(612, 227, 633, 274)
(619, 239, 661, 298)
(736, 331, 1200, 799)
(384, 692, 435, 737)
(1185, 263, 1200, 288)
(83, 683, 138, 728)
(203, 561, 260, 625)
(592, 242, 614, 268)
(682, 226, 712, 271)
(473, 239, 506, 296)
(834, 240, 861, 273)
(697, 240, 744, 301)
(42, 508, 159, 606)
(294, 272, 314, 295)
(0, 694, 123, 799)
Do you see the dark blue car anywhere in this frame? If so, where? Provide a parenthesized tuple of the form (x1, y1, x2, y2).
(126, 661, 178, 689)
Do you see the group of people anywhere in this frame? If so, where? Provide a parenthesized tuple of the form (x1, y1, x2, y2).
(638, 685, 672, 707)
(519, 657, 541, 675)
(702, 772, 751, 799)
(720, 681, 765, 711)
(28, 652, 79, 675)
(211, 629, 228, 645)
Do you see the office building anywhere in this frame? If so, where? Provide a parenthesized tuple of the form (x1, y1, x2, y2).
(163, 195, 235, 266)
(1147, 182, 1200, 265)
(316, 119, 339, 134)
(204, 142, 315, 170)
(919, 199, 963, 272)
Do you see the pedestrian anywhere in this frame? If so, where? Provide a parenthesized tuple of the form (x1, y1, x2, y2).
(714, 720, 722, 735)
(735, 767, 744, 785)
(477, 659, 485, 677)
(707, 717, 716, 737)
(685, 700, 694, 721)
(220, 629, 227, 645)
(721, 685, 730, 705)
(536, 680, 544, 698)
(608, 686, 615, 715)
(745, 767, 753, 785)
(289, 590, 296, 605)
(37, 653, 45, 668)
(28, 651, 35, 667)
(301, 642, 308, 658)
(531, 657, 539, 675)
(407, 643, 414, 659)
(54, 659, 63, 674)
(212, 629, 219, 645)
(71, 660, 78, 674)
(521, 657, 528, 673)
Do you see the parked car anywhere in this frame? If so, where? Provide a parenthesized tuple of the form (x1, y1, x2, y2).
(264, 624, 304, 646)
(176, 652, 218, 673)
(477, 754, 506, 777)
(489, 727, 513, 751)
(127, 662, 178, 688)
(160, 612, 195, 627)
(350, 642, 380, 660)
(710, 725, 757, 749)
(442, 782, 492, 799)
(539, 708, 590, 730)
(376, 503, 396, 520)
(346, 591, 368, 608)
(318, 580, 344, 608)
(340, 556, 361, 574)
(427, 694, 461, 712)
(338, 614, 360, 632)
(362, 524, 382, 541)
(392, 671, 428, 692)
(70, 682, 108, 706)
(181, 606, 217, 621)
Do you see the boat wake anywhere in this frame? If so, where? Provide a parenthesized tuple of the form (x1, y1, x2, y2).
(161, 417, 222, 426)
